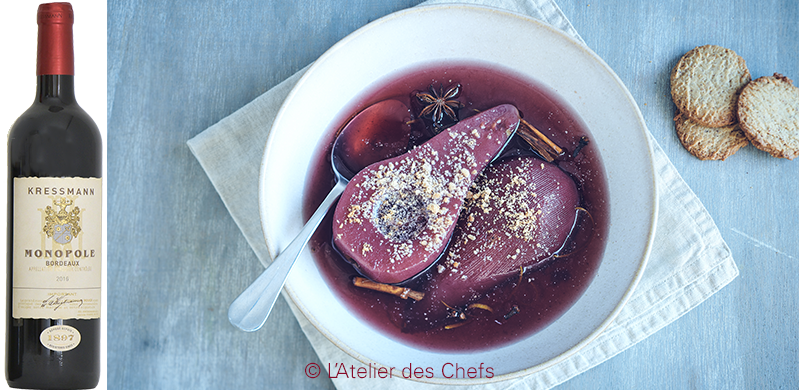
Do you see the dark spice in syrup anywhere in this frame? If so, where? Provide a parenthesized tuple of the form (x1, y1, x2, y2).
(415, 83, 464, 132)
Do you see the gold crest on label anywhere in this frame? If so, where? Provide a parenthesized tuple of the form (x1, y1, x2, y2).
(43, 197, 81, 244)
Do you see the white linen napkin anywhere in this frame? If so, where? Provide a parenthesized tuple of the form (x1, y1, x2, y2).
(187, 0, 739, 388)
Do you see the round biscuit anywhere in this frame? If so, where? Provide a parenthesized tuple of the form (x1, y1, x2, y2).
(674, 111, 749, 160)
(671, 45, 751, 127)
(737, 73, 799, 160)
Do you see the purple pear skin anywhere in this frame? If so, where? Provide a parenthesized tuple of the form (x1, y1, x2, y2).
(332, 104, 520, 284)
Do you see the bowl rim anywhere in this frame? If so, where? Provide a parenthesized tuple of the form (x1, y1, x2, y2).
(258, 3, 658, 385)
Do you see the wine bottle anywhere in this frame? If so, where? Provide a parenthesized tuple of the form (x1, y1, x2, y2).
(6, 3, 102, 389)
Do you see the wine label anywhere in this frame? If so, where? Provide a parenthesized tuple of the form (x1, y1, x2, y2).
(12, 177, 102, 320)
(40, 324, 81, 352)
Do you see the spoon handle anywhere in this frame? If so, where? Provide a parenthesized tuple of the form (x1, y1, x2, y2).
(228, 179, 348, 332)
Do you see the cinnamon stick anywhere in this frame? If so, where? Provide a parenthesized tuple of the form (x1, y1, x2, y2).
(517, 118, 564, 161)
(352, 276, 425, 301)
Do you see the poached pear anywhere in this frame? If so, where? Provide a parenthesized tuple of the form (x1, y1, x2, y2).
(332, 104, 520, 284)
(402, 156, 581, 332)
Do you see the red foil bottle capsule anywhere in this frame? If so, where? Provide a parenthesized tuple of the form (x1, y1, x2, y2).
(36, 2, 75, 76)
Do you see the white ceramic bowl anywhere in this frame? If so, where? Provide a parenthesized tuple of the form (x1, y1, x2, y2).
(259, 4, 657, 384)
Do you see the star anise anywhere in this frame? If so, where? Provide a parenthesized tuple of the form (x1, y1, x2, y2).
(415, 83, 464, 132)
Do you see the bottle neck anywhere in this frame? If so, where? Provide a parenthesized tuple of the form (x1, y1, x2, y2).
(36, 75, 76, 104)
(35, 3, 76, 105)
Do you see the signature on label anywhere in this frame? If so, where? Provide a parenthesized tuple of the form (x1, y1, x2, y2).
(40, 294, 84, 311)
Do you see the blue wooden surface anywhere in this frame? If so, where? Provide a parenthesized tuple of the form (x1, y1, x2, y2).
(107, 0, 798, 389)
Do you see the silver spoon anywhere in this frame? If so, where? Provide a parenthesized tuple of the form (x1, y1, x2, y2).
(228, 99, 413, 332)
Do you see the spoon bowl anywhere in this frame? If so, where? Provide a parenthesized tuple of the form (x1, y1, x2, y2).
(333, 99, 413, 177)
(228, 99, 412, 332)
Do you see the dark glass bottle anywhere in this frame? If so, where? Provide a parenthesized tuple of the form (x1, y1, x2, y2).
(6, 3, 102, 389)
